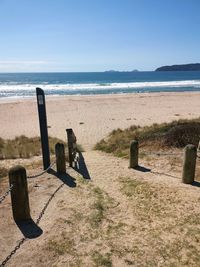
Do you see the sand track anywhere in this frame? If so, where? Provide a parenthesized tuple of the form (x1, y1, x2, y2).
(1, 150, 200, 266)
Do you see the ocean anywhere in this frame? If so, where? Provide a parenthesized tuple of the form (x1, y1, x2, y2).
(0, 71, 200, 99)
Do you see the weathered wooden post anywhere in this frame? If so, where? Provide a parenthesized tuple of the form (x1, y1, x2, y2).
(182, 144, 197, 184)
(36, 87, 50, 170)
(9, 166, 31, 222)
(55, 143, 66, 174)
(197, 140, 200, 157)
(198, 140, 200, 151)
(66, 128, 74, 167)
(129, 140, 139, 168)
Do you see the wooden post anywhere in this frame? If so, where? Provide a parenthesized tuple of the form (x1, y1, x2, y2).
(9, 166, 31, 222)
(198, 140, 200, 151)
(129, 140, 139, 168)
(182, 144, 197, 184)
(36, 87, 50, 170)
(197, 140, 200, 157)
(66, 128, 74, 167)
(55, 143, 66, 174)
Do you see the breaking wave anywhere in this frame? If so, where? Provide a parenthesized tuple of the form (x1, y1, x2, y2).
(0, 80, 200, 98)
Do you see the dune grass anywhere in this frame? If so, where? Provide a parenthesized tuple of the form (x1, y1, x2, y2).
(94, 118, 200, 157)
(0, 135, 67, 160)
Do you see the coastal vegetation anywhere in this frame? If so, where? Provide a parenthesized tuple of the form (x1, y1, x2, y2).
(0, 135, 65, 160)
(156, 63, 200, 71)
(95, 118, 200, 157)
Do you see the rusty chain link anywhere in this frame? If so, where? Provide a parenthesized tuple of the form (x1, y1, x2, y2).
(0, 182, 64, 267)
(0, 184, 13, 204)
(27, 160, 56, 179)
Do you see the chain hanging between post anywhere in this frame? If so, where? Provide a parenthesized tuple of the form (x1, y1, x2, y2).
(0, 184, 13, 204)
(35, 183, 64, 225)
(0, 182, 64, 266)
(27, 160, 56, 179)
(141, 151, 183, 157)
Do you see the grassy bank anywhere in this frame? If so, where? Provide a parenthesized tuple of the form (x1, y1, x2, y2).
(0, 135, 66, 160)
(0, 136, 67, 179)
(95, 118, 200, 157)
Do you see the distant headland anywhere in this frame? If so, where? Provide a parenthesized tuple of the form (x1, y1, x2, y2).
(104, 69, 139, 73)
(156, 63, 200, 71)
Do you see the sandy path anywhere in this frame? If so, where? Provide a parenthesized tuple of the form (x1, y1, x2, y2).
(0, 92, 200, 150)
(1, 150, 200, 266)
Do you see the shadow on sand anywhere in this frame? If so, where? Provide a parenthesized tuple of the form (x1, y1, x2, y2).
(191, 181, 200, 188)
(48, 168, 76, 187)
(16, 219, 43, 239)
(133, 165, 151, 173)
(73, 151, 91, 180)
(131, 164, 181, 180)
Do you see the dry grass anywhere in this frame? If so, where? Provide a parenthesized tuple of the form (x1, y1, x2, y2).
(92, 251, 112, 267)
(88, 186, 115, 228)
(42, 173, 200, 267)
(94, 118, 200, 157)
(0, 136, 66, 160)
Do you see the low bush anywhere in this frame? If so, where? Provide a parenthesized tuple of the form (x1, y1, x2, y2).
(95, 118, 200, 157)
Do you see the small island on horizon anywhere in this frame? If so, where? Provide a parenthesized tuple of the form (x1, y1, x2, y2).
(156, 63, 200, 71)
(104, 69, 139, 73)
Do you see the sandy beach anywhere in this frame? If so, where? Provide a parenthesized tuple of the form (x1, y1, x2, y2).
(1, 92, 200, 266)
(0, 92, 199, 150)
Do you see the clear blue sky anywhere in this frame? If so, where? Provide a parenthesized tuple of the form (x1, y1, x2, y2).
(0, 0, 200, 72)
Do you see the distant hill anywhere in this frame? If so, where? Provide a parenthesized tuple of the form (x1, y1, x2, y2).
(156, 63, 200, 71)
(104, 70, 139, 73)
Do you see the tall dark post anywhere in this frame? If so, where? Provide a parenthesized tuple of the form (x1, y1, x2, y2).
(9, 166, 31, 222)
(129, 140, 139, 168)
(66, 128, 74, 167)
(36, 87, 50, 170)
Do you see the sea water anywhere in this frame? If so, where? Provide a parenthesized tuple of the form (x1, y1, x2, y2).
(0, 71, 200, 99)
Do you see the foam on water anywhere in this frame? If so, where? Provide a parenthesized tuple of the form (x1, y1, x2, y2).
(0, 80, 200, 91)
(0, 79, 200, 98)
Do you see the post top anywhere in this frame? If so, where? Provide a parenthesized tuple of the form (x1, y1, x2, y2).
(9, 165, 26, 175)
(130, 140, 139, 144)
(185, 144, 197, 151)
(36, 87, 44, 95)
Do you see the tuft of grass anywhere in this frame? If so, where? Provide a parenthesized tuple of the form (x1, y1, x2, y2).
(88, 186, 116, 228)
(92, 251, 112, 267)
(89, 187, 105, 228)
(94, 118, 200, 157)
(0, 136, 66, 159)
(47, 233, 75, 256)
(119, 177, 153, 198)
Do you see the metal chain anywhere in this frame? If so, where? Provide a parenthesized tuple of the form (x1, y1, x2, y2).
(0, 184, 13, 204)
(141, 151, 183, 157)
(0, 182, 64, 267)
(0, 237, 26, 267)
(36, 183, 64, 224)
(27, 160, 56, 179)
